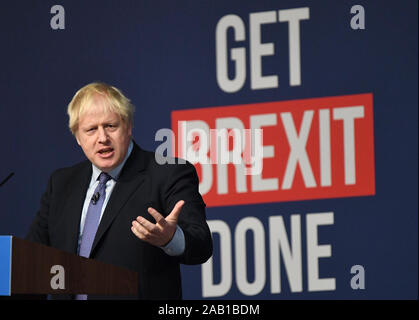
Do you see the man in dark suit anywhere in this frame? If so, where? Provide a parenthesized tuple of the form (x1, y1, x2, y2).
(26, 82, 213, 300)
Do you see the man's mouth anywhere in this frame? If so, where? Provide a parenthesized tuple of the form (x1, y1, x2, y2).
(97, 147, 114, 157)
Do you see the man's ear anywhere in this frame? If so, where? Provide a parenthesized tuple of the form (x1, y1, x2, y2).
(127, 122, 133, 137)
(75, 132, 81, 146)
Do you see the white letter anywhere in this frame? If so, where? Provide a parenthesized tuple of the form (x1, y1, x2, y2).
(279, 7, 309, 86)
(180, 120, 212, 194)
(202, 220, 232, 297)
(50, 265, 65, 290)
(235, 217, 266, 295)
(350, 5, 365, 30)
(350, 265, 365, 289)
(306, 212, 335, 292)
(333, 106, 364, 185)
(242, 128, 264, 176)
(249, 114, 278, 191)
(216, 15, 246, 93)
(319, 109, 332, 186)
(50, 5, 65, 30)
(215, 117, 247, 194)
(155, 128, 176, 164)
(269, 215, 302, 293)
(281, 111, 316, 189)
(250, 11, 278, 89)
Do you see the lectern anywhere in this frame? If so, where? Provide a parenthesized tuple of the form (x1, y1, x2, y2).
(0, 236, 137, 297)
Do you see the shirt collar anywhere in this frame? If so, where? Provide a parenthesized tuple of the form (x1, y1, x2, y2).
(91, 140, 134, 182)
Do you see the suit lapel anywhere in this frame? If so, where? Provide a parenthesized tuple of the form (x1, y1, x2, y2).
(90, 143, 148, 256)
(62, 162, 92, 253)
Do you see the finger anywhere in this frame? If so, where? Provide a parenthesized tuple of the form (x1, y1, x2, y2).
(131, 221, 147, 240)
(131, 221, 164, 246)
(147, 207, 167, 226)
(132, 220, 156, 239)
(167, 200, 185, 221)
(136, 216, 158, 232)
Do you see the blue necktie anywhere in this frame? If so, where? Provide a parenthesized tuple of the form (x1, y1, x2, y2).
(76, 172, 111, 300)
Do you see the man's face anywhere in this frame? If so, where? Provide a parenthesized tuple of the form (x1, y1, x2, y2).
(76, 95, 132, 173)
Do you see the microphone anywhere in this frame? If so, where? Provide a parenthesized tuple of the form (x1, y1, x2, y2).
(91, 191, 100, 204)
(0, 172, 14, 187)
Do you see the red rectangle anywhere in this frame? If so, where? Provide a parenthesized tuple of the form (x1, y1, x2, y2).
(171, 93, 375, 207)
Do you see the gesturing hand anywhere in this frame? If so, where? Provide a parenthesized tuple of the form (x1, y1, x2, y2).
(131, 200, 185, 247)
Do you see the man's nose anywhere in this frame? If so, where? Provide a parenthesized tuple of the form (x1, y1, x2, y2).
(97, 126, 109, 143)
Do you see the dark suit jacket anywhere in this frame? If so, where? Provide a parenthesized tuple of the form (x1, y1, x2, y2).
(25, 142, 213, 300)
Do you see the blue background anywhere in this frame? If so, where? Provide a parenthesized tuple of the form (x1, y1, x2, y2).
(0, 0, 417, 299)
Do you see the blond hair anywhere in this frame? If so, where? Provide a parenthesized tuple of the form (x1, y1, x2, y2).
(67, 82, 135, 135)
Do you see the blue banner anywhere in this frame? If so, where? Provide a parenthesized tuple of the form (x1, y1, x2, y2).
(0, 236, 12, 296)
